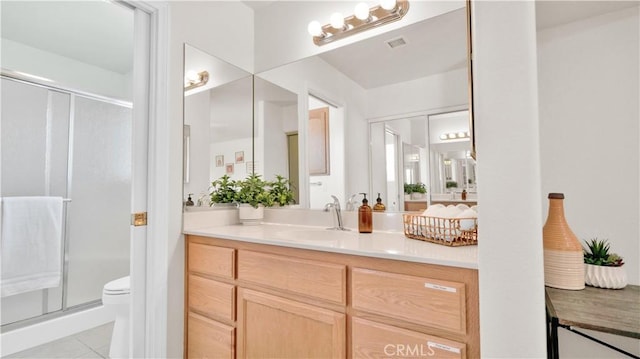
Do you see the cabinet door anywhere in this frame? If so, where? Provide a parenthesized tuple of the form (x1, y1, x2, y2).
(187, 312, 234, 359)
(237, 288, 346, 359)
(352, 268, 466, 334)
(352, 317, 466, 359)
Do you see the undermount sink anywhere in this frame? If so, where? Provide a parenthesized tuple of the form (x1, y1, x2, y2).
(273, 228, 356, 242)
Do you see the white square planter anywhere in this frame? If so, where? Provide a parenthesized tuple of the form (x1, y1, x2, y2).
(238, 204, 264, 225)
(584, 264, 627, 289)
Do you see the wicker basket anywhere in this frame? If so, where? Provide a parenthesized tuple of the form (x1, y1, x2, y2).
(403, 213, 478, 246)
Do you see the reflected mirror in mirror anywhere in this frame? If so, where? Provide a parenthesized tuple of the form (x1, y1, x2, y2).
(256, 5, 470, 212)
(370, 115, 429, 213)
(428, 110, 477, 205)
(183, 44, 253, 206)
(253, 76, 299, 203)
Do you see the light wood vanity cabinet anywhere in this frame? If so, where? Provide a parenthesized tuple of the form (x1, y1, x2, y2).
(185, 235, 479, 358)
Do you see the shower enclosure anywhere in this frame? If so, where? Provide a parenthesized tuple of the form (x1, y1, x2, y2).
(1, 75, 132, 329)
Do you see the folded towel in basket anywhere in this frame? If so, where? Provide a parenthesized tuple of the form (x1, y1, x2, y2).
(1, 197, 64, 297)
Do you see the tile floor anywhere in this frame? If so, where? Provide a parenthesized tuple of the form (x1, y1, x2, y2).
(6, 322, 113, 359)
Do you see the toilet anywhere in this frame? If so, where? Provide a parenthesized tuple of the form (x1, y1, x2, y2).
(102, 276, 130, 359)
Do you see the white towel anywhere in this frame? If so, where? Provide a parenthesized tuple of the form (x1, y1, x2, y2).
(1, 197, 64, 297)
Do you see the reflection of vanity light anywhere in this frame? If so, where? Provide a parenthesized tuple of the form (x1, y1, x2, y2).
(307, 0, 409, 46)
(443, 159, 452, 165)
(184, 70, 209, 91)
(440, 131, 470, 141)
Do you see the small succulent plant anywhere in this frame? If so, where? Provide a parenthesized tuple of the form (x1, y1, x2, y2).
(583, 238, 624, 267)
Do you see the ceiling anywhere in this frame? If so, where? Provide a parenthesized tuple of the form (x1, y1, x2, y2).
(2, 1, 636, 82)
(1, 1, 133, 75)
(318, 7, 467, 90)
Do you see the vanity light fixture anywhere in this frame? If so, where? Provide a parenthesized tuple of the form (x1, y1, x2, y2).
(184, 70, 209, 91)
(307, 0, 410, 46)
(439, 131, 470, 141)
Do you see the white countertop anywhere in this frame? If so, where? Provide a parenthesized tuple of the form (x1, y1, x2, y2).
(184, 223, 478, 269)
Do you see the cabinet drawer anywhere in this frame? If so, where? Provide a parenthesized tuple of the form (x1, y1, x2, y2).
(188, 242, 235, 279)
(238, 250, 346, 304)
(352, 317, 466, 359)
(187, 312, 235, 359)
(352, 268, 466, 334)
(188, 274, 235, 322)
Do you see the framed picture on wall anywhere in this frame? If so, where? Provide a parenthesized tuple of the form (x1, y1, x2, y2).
(235, 151, 244, 163)
(215, 155, 224, 167)
(225, 163, 234, 174)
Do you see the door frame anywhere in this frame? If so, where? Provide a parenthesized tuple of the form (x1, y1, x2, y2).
(127, 1, 169, 358)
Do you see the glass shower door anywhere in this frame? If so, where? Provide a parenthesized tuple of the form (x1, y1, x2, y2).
(0, 76, 132, 325)
(65, 96, 131, 307)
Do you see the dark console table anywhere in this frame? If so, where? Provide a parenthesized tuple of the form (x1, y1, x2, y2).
(546, 285, 640, 358)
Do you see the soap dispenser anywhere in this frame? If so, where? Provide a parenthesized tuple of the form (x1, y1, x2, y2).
(185, 194, 194, 207)
(373, 193, 386, 212)
(358, 193, 372, 233)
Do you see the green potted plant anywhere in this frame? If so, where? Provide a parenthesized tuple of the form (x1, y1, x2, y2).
(446, 181, 458, 189)
(235, 173, 272, 224)
(209, 174, 238, 206)
(583, 238, 627, 289)
(270, 175, 296, 207)
(403, 183, 413, 201)
(210, 173, 296, 224)
(410, 182, 427, 200)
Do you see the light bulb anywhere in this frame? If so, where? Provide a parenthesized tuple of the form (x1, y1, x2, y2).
(354, 2, 370, 20)
(380, 0, 397, 11)
(448, 133, 456, 139)
(458, 131, 466, 138)
(330, 12, 345, 29)
(307, 21, 323, 37)
(440, 134, 448, 140)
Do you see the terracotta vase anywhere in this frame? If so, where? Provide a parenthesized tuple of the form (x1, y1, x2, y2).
(542, 193, 585, 290)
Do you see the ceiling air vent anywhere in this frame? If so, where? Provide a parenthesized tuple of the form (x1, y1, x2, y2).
(385, 37, 407, 49)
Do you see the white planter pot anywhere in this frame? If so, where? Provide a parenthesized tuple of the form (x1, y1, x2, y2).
(585, 264, 627, 289)
(238, 204, 264, 225)
(411, 193, 425, 200)
(404, 194, 411, 201)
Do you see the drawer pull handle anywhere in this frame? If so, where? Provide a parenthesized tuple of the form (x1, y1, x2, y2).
(424, 282, 457, 293)
(428, 341, 461, 354)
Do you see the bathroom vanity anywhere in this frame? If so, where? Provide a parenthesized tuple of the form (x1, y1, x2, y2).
(183, 224, 479, 358)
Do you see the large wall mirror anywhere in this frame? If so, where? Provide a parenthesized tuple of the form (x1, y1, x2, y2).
(183, 4, 474, 213)
(183, 44, 253, 205)
(255, 6, 471, 212)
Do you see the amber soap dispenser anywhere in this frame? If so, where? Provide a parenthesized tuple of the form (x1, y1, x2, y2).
(358, 193, 372, 233)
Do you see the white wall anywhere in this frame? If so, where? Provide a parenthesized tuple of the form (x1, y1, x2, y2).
(184, 90, 211, 198)
(167, 2, 254, 357)
(473, 1, 547, 358)
(2, 39, 132, 102)
(261, 101, 291, 181)
(538, 5, 639, 286)
(538, 6, 640, 358)
(367, 68, 469, 119)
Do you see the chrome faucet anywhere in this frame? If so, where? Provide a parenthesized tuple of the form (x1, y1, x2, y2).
(324, 195, 349, 231)
(197, 192, 210, 207)
(345, 193, 358, 211)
